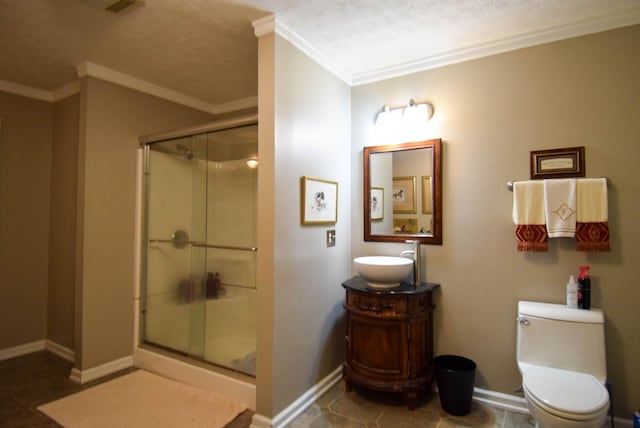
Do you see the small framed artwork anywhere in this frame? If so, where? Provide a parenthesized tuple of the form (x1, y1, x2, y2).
(392, 176, 416, 214)
(530, 146, 585, 179)
(300, 176, 338, 225)
(422, 175, 433, 214)
(393, 217, 418, 234)
(370, 187, 384, 221)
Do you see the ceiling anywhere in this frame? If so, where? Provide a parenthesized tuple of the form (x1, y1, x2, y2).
(1, 0, 639, 111)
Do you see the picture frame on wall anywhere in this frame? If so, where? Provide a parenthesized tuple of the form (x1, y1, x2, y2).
(300, 176, 338, 225)
(422, 175, 433, 214)
(370, 187, 384, 221)
(393, 217, 418, 234)
(392, 176, 416, 214)
(530, 146, 585, 179)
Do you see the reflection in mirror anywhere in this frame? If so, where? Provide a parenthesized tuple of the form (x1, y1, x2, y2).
(364, 139, 442, 245)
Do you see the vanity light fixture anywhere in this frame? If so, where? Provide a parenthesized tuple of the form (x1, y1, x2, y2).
(246, 158, 259, 169)
(375, 99, 434, 131)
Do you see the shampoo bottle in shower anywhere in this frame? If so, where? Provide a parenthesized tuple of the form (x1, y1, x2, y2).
(578, 266, 591, 310)
(213, 272, 223, 297)
(566, 275, 578, 308)
(206, 272, 216, 299)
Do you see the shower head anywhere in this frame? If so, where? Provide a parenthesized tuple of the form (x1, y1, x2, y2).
(176, 144, 194, 160)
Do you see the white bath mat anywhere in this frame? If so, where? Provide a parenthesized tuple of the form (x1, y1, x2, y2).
(38, 370, 247, 428)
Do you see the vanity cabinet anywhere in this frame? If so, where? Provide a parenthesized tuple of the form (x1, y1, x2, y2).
(341, 277, 440, 410)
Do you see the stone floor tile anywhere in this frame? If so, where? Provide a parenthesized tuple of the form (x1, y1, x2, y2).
(502, 410, 536, 428)
(304, 409, 368, 428)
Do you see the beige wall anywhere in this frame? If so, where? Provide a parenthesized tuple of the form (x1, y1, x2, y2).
(75, 77, 216, 369)
(48, 94, 79, 350)
(0, 92, 52, 349)
(255, 31, 276, 418)
(351, 25, 640, 417)
(255, 32, 352, 417)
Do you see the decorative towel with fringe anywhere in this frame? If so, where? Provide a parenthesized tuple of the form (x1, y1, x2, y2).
(544, 179, 577, 238)
(576, 178, 610, 251)
(513, 180, 548, 252)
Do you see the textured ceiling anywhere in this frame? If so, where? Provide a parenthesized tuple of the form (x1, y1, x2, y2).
(1, 0, 639, 109)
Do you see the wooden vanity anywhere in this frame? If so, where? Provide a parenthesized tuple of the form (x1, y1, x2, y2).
(341, 276, 440, 410)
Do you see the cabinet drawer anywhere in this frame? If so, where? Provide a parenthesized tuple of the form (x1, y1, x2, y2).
(347, 291, 407, 315)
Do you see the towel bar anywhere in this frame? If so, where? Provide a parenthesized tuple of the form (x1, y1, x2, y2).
(507, 177, 610, 192)
(148, 239, 257, 252)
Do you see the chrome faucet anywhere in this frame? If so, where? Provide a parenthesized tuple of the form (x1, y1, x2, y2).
(400, 240, 421, 285)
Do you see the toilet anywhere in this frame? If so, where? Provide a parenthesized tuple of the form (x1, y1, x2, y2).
(516, 301, 610, 428)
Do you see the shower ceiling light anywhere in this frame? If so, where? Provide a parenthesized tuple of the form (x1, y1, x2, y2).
(246, 159, 258, 169)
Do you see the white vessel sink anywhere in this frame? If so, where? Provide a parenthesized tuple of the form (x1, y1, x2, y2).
(353, 256, 413, 289)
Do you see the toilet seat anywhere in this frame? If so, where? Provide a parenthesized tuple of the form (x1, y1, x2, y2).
(523, 366, 609, 421)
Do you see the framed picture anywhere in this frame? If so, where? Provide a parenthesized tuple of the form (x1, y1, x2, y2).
(393, 217, 418, 234)
(370, 187, 384, 221)
(422, 175, 432, 214)
(392, 176, 416, 214)
(530, 146, 585, 179)
(300, 176, 338, 225)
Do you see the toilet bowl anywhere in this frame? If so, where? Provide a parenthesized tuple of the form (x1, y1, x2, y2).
(522, 365, 609, 428)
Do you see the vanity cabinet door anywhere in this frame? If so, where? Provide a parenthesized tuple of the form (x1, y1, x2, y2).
(347, 311, 408, 381)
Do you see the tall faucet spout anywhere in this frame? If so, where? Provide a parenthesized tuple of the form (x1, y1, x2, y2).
(404, 240, 421, 285)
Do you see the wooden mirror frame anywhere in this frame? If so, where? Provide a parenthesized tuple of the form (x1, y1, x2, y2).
(364, 139, 442, 245)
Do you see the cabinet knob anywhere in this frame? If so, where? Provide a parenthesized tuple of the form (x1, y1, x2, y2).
(345, 335, 350, 343)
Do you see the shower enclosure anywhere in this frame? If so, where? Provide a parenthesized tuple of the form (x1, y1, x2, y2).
(140, 118, 258, 378)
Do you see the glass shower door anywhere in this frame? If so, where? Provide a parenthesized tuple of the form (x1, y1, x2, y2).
(141, 122, 258, 377)
(142, 134, 207, 358)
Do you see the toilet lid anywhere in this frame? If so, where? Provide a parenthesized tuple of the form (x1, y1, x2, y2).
(523, 366, 609, 418)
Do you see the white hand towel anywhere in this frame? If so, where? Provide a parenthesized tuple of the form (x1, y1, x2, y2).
(544, 179, 577, 238)
(513, 180, 548, 251)
(577, 178, 608, 222)
(576, 178, 610, 251)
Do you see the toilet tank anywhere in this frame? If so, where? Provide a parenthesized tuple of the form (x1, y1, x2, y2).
(516, 301, 607, 382)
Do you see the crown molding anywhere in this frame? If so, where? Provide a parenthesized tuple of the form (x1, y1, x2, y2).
(75, 62, 257, 114)
(254, 10, 640, 88)
(76, 62, 220, 114)
(351, 10, 640, 86)
(52, 81, 81, 101)
(252, 14, 352, 85)
(214, 95, 258, 114)
(0, 80, 52, 102)
(1, 67, 256, 114)
(252, 14, 274, 37)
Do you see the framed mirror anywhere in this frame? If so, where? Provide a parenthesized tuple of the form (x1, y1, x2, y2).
(364, 139, 442, 244)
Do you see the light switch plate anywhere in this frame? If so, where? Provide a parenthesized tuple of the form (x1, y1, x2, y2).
(326, 229, 336, 247)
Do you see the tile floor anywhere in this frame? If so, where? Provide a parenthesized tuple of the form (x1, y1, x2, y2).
(0, 350, 534, 428)
(0, 350, 139, 427)
(286, 382, 535, 428)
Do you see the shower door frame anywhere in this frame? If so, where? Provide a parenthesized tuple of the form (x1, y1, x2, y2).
(137, 113, 258, 370)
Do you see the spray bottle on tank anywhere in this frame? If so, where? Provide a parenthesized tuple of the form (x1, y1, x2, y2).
(577, 266, 591, 310)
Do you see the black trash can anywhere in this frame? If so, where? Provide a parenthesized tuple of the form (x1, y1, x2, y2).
(434, 355, 476, 416)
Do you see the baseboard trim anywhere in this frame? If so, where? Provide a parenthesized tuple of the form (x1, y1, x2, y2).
(69, 355, 134, 384)
(45, 340, 74, 362)
(0, 340, 46, 361)
(249, 414, 272, 428)
(251, 365, 342, 428)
